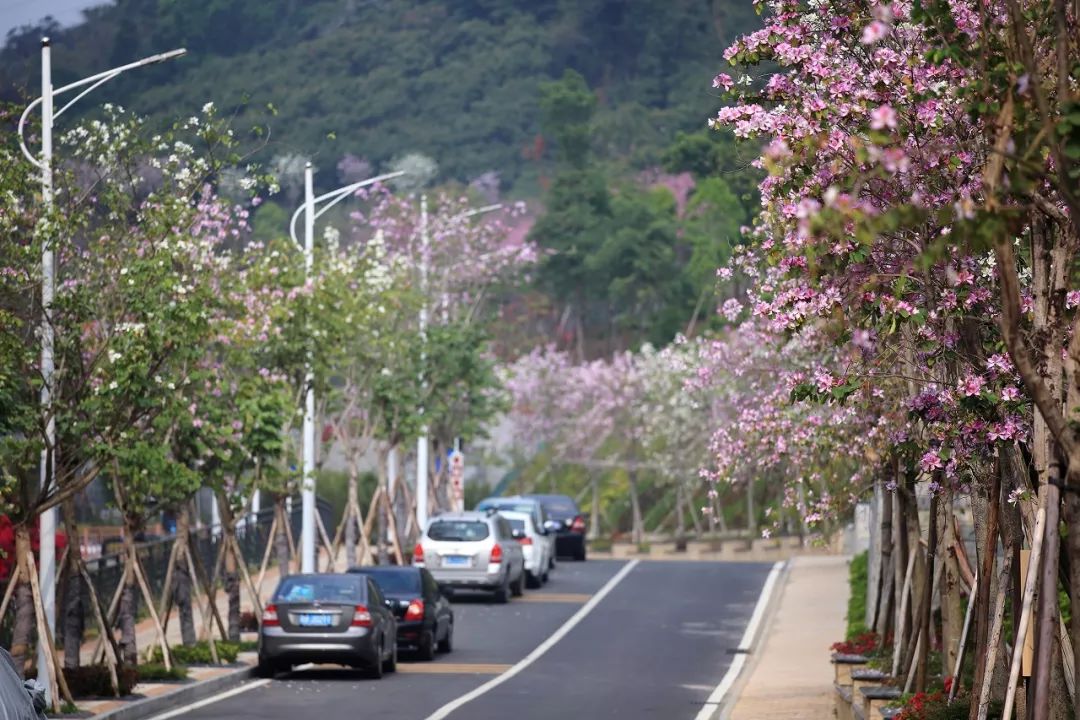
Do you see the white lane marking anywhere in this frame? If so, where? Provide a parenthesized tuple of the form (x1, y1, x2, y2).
(424, 559, 640, 720)
(144, 662, 315, 720)
(144, 679, 270, 720)
(693, 560, 785, 720)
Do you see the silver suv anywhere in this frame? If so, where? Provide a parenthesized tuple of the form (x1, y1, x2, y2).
(413, 511, 526, 603)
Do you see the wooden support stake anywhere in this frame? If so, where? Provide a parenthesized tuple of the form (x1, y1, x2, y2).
(382, 491, 405, 565)
(254, 513, 278, 602)
(0, 564, 18, 623)
(183, 546, 220, 665)
(1002, 507, 1047, 720)
(977, 554, 1013, 720)
(27, 553, 73, 710)
(892, 549, 917, 677)
(949, 570, 977, 702)
(315, 511, 335, 572)
(78, 559, 121, 697)
(229, 535, 264, 623)
(130, 547, 171, 671)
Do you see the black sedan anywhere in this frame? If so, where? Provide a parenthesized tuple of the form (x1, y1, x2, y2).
(258, 573, 397, 678)
(349, 565, 454, 661)
(523, 493, 588, 561)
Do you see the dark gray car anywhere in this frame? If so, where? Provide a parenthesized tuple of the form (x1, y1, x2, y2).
(258, 573, 397, 679)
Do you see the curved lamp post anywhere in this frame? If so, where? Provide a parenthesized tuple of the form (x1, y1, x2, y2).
(415, 200, 502, 527)
(288, 164, 404, 573)
(17, 38, 186, 700)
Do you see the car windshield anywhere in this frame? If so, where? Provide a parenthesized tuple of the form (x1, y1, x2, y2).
(428, 520, 490, 542)
(274, 575, 365, 604)
(358, 568, 421, 595)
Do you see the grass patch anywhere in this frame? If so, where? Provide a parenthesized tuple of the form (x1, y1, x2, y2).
(847, 550, 869, 639)
(136, 663, 189, 681)
(151, 640, 240, 665)
(237, 639, 258, 652)
(589, 537, 613, 552)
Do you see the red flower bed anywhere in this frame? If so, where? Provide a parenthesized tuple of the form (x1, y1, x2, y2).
(830, 631, 879, 655)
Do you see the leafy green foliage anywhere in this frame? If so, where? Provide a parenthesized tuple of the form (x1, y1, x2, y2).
(0, 0, 760, 192)
(135, 663, 190, 682)
(846, 550, 869, 639)
(151, 640, 240, 665)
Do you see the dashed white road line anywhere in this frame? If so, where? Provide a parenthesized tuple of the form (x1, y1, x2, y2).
(693, 560, 785, 720)
(423, 559, 641, 720)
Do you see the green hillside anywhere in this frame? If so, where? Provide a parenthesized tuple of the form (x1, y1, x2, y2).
(1, 0, 758, 193)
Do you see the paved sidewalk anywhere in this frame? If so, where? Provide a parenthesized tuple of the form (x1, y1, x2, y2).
(728, 555, 850, 719)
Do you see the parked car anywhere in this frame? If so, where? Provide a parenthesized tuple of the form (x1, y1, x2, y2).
(475, 496, 560, 570)
(497, 510, 553, 588)
(348, 565, 454, 661)
(258, 573, 397, 679)
(414, 511, 526, 603)
(522, 494, 588, 561)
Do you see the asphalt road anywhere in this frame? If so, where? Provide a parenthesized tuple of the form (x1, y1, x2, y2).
(174, 559, 773, 720)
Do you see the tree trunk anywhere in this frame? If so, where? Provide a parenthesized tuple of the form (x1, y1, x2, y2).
(589, 474, 600, 541)
(675, 483, 687, 540)
(345, 464, 359, 569)
(174, 507, 196, 646)
(969, 453, 1000, 720)
(1068, 491, 1080, 718)
(746, 479, 756, 535)
(377, 449, 389, 565)
(627, 468, 644, 546)
(118, 527, 140, 665)
(915, 490, 939, 693)
(274, 495, 290, 577)
(941, 496, 964, 679)
(61, 500, 84, 670)
(217, 493, 241, 643)
(10, 525, 35, 677)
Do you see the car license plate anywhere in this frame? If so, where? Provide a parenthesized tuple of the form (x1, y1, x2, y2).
(443, 555, 470, 567)
(298, 614, 333, 627)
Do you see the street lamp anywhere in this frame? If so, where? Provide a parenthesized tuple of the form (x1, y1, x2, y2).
(415, 200, 502, 527)
(288, 164, 404, 574)
(17, 38, 186, 700)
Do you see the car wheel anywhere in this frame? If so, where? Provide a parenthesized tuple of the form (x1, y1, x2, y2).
(384, 640, 398, 673)
(511, 569, 525, 597)
(418, 629, 436, 661)
(368, 639, 385, 679)
(541, 569, 550, 584)
(525, 571, 541, 589)
(438, 621, 453, 653)
(255, 657, 279, 679)
(493, 577, 510, 603)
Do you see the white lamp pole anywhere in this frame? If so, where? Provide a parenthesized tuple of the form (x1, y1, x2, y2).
(18, 39, 186, 700)
(289, 166, 404, 574)
(414, 201, 501, 529)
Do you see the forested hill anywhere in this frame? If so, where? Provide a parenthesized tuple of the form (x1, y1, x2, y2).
(0, 0, 757, 194)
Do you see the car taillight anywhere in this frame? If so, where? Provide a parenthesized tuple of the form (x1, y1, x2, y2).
(489, 544, 503, 564)
(263, 604, 279, 627)
(352, 605, 372, 627)
(518, 536, 533, 545)
(571, 516, 586, 533)
(405, 599, 424, 621)
(413, 543, 424, 565)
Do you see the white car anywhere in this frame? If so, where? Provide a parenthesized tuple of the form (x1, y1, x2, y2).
(498, 510, 553, 588)
(413, 511, 526, 603)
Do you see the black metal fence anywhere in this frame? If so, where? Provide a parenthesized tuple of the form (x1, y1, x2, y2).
(0, 497, 333, 650)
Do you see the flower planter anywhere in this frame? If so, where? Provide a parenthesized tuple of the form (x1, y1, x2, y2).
(832, 653, 868, 720)
(858, 685, 901, 720)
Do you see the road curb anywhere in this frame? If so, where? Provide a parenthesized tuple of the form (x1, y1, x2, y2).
(699, 559, 793, 720)
(90, 665, 256, 720)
